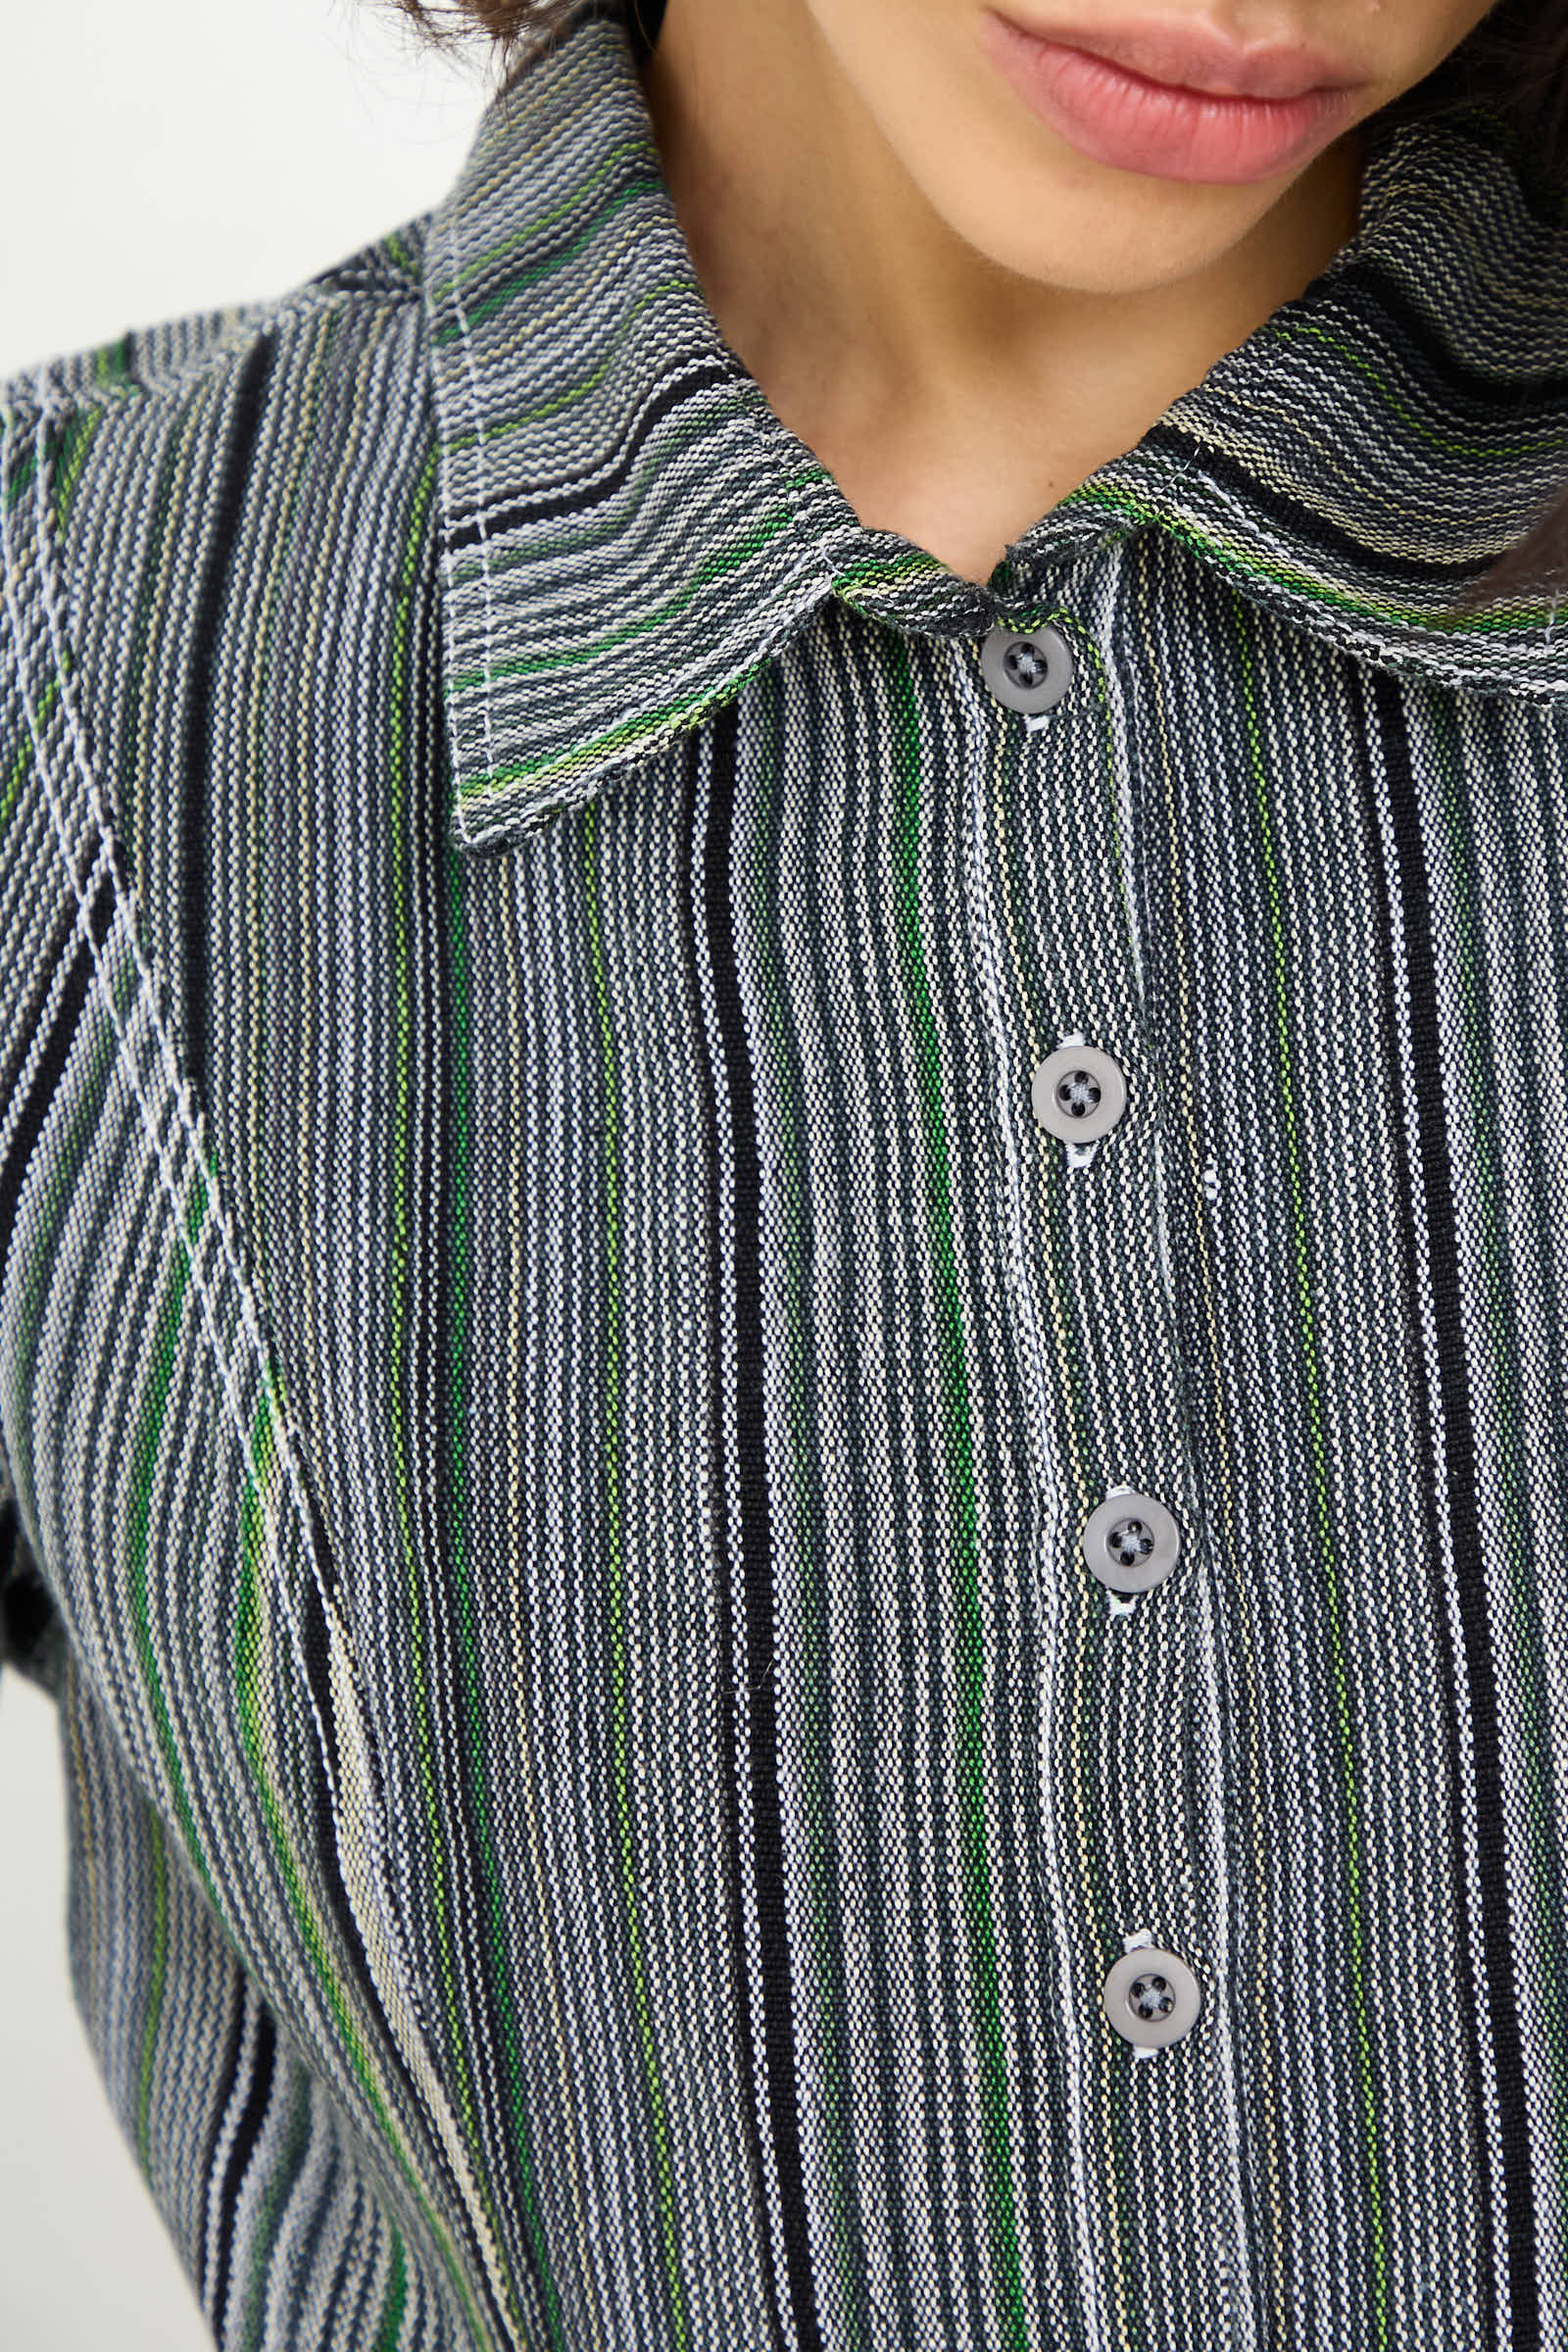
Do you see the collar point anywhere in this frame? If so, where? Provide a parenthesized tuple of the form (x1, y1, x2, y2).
(448, 696, 722, 853)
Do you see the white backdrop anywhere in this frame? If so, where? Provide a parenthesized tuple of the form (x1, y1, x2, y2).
(0, 7, 492, 2342)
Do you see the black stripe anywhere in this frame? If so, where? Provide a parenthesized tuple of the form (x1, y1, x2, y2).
(279, 2132, 343, 2347)
(676, 723, 789, 2351)
(1369, 663, 1538, 2348)
(181, 328, 274, 1123)
(194, 1973, 249, 2304)
(1410, 99, 1568, 226)
(210, 1996, 278, 2339)
(307, 243, 422, 301)
(701, 697, 823, 2352)
(0, 866, 116, 1282)
(1349, 261, 1568, 402)
(1136, 410, 1560, 600)
(1350, 669, 1501, 2346)
(443, 352, 746, 550)
(0, 844, 99, 1139)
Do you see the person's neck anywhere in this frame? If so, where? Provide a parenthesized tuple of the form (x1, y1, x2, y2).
(638, 0, 1366, 580)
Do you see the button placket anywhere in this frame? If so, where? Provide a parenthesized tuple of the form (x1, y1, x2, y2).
(965, 605, 1223, 2128)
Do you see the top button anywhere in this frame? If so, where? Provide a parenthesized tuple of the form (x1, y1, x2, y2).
(980, 621, 1074, 714)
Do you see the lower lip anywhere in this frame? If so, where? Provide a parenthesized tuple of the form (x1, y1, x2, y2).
(983, 13, 1357, 182)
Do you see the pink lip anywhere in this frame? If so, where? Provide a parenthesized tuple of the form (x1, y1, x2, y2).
(984, 10, 1364, 182)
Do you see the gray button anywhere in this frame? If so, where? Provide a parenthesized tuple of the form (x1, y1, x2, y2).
(980, 620, 1074, 713)
(1031, 1044, 1126, 1142)
(1102, 1945, 1202, 2048)
(1081, 1490, 1182, 1593)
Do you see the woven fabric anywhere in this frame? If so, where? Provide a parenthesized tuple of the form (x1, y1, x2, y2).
(2, 1, 1568, 2343)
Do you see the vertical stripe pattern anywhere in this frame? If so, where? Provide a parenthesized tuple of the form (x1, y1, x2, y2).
(2, 2, 1568, 2345)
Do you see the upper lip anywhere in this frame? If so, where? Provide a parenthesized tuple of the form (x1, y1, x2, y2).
(994, 11, 1363, 98)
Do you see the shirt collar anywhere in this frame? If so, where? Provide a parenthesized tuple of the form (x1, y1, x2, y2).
(419, 0, 1568, 853)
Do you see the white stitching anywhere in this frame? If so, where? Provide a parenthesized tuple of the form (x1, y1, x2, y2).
(0, 392, 413, 2008)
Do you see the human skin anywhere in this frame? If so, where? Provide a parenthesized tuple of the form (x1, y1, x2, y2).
(635, 0, 1501, 581)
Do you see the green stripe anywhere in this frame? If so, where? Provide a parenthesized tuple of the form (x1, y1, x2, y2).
(374, 2231, 409, 2352)
(1231, 584, 1392, 2346)
(442, 271, 699, 459)
(51, 406, 107, 540)
(583, 794, 690, 2351)
(832, 551, 970, 600)
(3, 432, 38, 510)
(889, 641, 1029, 2350)
(456, 652, 780, 812)
(432, 167, 662, 340)
(0, 665, 58, 835)
(1060, 479, 1554, 630)
(440, 136, 655, 295)
(441, 828, 565, 2346)
(1259, 314, 1565, 465)
(10, 416, 490, 2350)
(448, 508, 795, 699)
(90, 333, 136, 393)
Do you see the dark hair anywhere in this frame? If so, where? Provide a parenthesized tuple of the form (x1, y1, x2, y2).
(389, 0, 1568, 616)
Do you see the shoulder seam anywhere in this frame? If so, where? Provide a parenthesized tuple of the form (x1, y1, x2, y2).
(2, 269, 424, 428)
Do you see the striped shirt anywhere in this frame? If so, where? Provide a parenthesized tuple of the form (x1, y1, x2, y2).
(3, 0, 1568, 2343)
